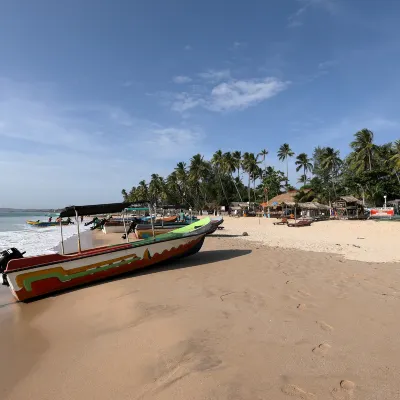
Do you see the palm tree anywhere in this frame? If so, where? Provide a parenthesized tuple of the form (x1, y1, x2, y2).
(319, 147, 342, 198)
(242, 152, 258, 203)
(211, 150, 229, 205)
(350, 129, 375, 172)
(137, 180, 149, 201)
(389, 140, 400, 184)
(121, 189, 128, 202)
(232, 151, 242, 180)
(189, 154, 208, 206)
(320, 147, 342, 176)
(277, 143, 295, 184)
(223, 151, 243, 201)
(174, 162, 189, 205)
(295, 153, 313, 183)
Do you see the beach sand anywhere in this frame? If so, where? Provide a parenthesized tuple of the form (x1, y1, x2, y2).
(221, 216, 400, 263)
(0, 223, 400, 399)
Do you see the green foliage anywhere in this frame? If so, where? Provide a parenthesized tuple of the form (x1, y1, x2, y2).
(121, 131, 400, 209)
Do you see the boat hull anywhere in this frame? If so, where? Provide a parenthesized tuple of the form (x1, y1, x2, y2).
(136, 217, 223, 239)
(27, 220, 70, 227)
(6, 235, 205, 301)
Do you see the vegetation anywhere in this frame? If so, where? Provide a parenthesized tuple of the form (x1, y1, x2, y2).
(122, 130, 399, 209)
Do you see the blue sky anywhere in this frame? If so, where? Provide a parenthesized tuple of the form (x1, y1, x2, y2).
(1, 0, 399, 208)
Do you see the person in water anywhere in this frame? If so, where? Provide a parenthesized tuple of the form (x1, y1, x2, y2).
(48, 217, 52, 222)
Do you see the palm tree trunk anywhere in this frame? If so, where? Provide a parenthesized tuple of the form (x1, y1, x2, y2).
(231, 174, 243, 201)
(286, 158, 289, 182)
(216, 168, 229, 205)
(368, 152, 372, 171)
(247, 173, 251, 203)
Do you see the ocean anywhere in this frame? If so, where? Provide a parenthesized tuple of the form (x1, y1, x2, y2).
(0, 212, 89, 256)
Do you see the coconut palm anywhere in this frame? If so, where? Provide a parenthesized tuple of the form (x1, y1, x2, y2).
(137, 180, 149, 201)
(232, 151, 242, 180)
(350, 129, 375, 172)
(211, 150, 229, 204)
(389, 140, 400, 184)
(277, 143, 295, 183)
(242, 152, 259, 203)
(295, 153, 313, 183)
(223, 151, 243, 201)
(189, 154, 208, 205)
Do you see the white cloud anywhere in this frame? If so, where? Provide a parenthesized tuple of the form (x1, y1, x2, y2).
(288, 0, 337, 28)
(172, 75, 192, 84)
(208, 78, 289, 112)
(184, 44, 192, 51)
(171, 92, 204, 112)
(171, 77, 289, 113)
(198, 69, 231, 83)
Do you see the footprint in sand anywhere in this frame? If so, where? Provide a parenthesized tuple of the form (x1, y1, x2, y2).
(317, 321, 334, 331)
(312, 343, 331, 356)
(297, 303, 307, 310)
(281, 384, 316, 399)
(331, 380, 355, 400)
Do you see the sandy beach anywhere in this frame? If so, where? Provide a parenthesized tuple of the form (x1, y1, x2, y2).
(1, 220, 400, 399)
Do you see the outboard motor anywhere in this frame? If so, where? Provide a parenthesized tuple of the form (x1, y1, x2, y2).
(0, 248, 25, 286)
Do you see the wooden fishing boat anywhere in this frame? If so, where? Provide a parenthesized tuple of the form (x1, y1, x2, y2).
(27, 220, 72, 227)
(1, 214, 212, 301)
(135, 217, 223, 239)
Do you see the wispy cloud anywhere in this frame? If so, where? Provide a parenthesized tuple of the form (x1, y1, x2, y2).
(144, 127, 204, 158)
(287, 0, 337, 28)
(184, 44, 192, 51)
(172, 75, 192, 84)
(208, 78, 289, 111)
(171, 77, 289, 113)
(121, 80, 134, 88)
(198, 69, 231, 83)
(318, 60, 338, 69)
(0, 78, 208, 207)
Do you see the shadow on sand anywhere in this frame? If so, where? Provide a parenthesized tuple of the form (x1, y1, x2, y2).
(24, 249, 252, 302)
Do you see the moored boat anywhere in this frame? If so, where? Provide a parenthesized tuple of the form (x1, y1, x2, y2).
(0, 203, 212, 301)
(27, 220, 72, 227)
(135, 217, 223, 239)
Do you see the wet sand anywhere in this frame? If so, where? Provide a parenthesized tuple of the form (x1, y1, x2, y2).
(1, 232, 400, 399)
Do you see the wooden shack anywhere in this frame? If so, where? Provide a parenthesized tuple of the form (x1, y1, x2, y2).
(332, 196, 364, 219)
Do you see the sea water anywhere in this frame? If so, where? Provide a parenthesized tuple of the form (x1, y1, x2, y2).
(0, 212, 89, 256)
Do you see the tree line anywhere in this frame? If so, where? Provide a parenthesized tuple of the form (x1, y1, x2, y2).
(121, 129, 400, 209)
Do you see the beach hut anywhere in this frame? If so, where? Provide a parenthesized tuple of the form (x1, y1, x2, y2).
(332, 196, 364, 219)
(297, 202, 331, 220)
(263, 190, 299, 217)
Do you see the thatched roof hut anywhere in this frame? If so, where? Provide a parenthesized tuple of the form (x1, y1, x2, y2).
(264, 190, 298, 207)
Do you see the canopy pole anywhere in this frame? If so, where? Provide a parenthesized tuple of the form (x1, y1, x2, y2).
(162, 208, 164, 227)
(123, 210, 129, 243)
(149, 203, 155, 239)
(75, 209, 82, 253)
(60, 218, 65, 254)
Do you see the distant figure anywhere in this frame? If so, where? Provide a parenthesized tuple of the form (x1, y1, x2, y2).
(81, 215, 84, 223)
(56, 217, 61, 223)
(48, 217, 52, 222)
(66, 217, 72, 224)
(179, 209, 185, 222)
